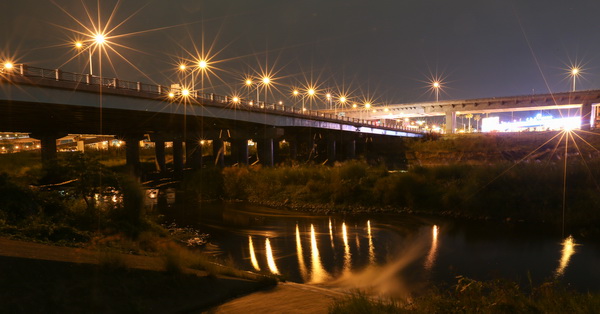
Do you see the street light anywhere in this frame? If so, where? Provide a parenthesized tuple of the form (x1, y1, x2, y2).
(261, 76, 271, 105)
(307, 88, 316, 111)
(570, 67, 580, 92)
(75, 41, 94, 75)
(432, 81, 441, 102)
(245, 78, 254, 103)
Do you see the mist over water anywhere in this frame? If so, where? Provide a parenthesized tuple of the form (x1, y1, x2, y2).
(160, 201, 600, 296)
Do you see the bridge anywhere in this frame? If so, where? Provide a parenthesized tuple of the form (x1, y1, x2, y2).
(0, 64, 423, 175)
(333, 91, 600, 133)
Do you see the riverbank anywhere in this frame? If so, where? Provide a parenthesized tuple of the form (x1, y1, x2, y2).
(0, 237, 275, 313)
(209, 160, 600, 237)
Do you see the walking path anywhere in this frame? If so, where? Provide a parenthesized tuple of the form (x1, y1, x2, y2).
(0, 238, 342, 313)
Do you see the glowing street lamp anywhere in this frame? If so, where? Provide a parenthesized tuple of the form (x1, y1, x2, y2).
(94, 33, 106, 45)
(261, 76, 271, 105)
(3, 62, 13, 70)
(432, 81, 441, 102)
(306, 88, 317, 111)
(75, 41, 94, 75)
(570, 67, 580, 92)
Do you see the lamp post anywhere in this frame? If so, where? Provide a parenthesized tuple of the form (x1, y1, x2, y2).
(570, 67, 580, 92)
(432, 81, 441, 102)
(261, 76, 271, 106)
(337, 96, 347, 115)
(307, 88, 316, 111)
(75, 41, 94, 75)
(246, 78, 253, 103)
(197, 59, 208, 98)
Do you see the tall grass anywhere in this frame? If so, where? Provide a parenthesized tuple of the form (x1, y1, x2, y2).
(329, 278, 600, 313)
(218, 160, 600, 228)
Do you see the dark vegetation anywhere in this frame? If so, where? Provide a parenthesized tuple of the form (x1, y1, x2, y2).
(0, 255, 267, 313)
(330, 277, 600, 313)
(0, 152, 157, 244)
(212, 160, 600, 235)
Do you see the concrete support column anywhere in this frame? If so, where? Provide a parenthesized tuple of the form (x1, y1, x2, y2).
(581, 102, 592, 131)
(258, 138, 274, 167)
(124, 134, 144, 178)
(345, 139, 356, 160)
(445, 111, 457, 134)
(212, 139, 225, 167)
(186, 139, 202, 169)
(288, 138, 298, 161)
(39, 134, 59, 168)
(327, 135, 337, 163)
(172, 139, 184, 177)
(154, 140, 166, 174)
(230, 139, 249, 166)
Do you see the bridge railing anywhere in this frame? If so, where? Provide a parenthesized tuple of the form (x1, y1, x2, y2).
(4, 64, 419, 133)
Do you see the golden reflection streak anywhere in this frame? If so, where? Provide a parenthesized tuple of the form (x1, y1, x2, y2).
(342, 222, 352, 274)
(555, 236, 577, 277)
(265, 238, 280, 275)
(329, 218, 335, 249)
(248, 236, 260, 271)
(310, 224, 329, 283)
(295, 224, 308, 281)
(424, 225, 439, 270)
(367, 220, 375, 265)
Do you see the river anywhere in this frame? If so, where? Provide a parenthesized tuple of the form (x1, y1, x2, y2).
(154, 195, 600, 295)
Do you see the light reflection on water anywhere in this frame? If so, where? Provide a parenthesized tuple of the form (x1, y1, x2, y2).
(424, 225, 439, 270)
(160, 201, 600, 293)
(555, 235, 576, 277)
(295, 224, 308, 281)
(309, 224, 329, 283)
(248, 236, 260, 271)
(265, 238, 280, 275)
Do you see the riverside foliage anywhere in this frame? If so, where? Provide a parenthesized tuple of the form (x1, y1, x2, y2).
(216, 160, 600, 231)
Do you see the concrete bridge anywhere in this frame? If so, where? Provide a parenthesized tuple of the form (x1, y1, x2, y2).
(0, 64, 423, 175)
(335, 91, 600, 133)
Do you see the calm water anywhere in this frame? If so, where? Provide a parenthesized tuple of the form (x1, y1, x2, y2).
(159, 200, 600, 294)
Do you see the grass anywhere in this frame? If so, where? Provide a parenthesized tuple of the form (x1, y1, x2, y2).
(0, 255, 269, 313)
(329, 277, 600, 313)
(217, 159, 600, 232)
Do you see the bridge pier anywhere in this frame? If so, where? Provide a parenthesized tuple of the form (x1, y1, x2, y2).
(172, 139, 184, 178)
(154, 139, 167, 174)
(327, 134, 337, 164)
(230, 138, 249, 166)
(212, 139, 225, 167)
(186, 138, 202, 169)
(445, 111, 457, 134)
(258, 138, 274, 166)
(344, 138, 356, 160)
(581, 102, 593, 131)
(30, 132, 64, 168)
(124, 133, 144, 178)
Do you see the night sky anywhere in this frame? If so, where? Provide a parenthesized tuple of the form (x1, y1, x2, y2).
(2, 0, 600, 107)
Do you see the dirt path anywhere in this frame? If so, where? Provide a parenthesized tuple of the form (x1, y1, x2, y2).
(0, 237, 168, 271)
(212, 282, 346, 313)
(0, 238, 346, 313)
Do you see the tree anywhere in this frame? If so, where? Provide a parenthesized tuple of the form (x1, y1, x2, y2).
(474, 114, 482, 131)
(465, 113, 474, 132)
